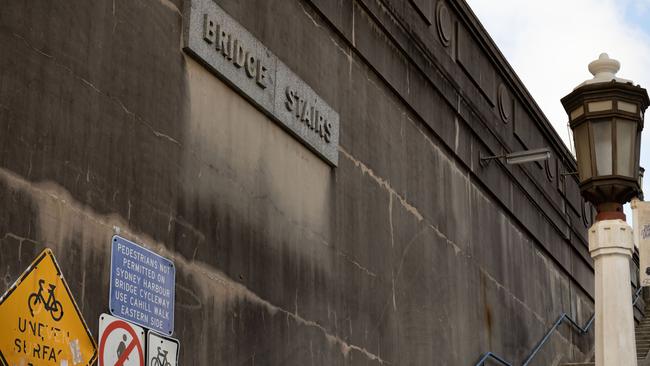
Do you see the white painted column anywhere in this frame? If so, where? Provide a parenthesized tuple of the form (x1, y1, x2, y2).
(590, 219, 637, 366)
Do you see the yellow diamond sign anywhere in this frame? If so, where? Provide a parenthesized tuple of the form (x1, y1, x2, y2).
(0, 249, 97, 366)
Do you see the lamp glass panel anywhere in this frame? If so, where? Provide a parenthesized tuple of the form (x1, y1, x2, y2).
(588, 100, 613, 112)
(635, 132, 642, 181)
(615, 119, 636, 177)
(618, 101, 638, 114)
(592, 120, 612, 176)
(571, 106, 584, 120)
(573, 123, 592, 180)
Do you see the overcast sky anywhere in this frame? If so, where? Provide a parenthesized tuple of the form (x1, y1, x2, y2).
(466, 0, 650, 221)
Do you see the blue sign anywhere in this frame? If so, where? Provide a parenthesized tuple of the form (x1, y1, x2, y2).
(109, 235, 175, 335)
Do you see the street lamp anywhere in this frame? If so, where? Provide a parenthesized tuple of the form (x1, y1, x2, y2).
(561, 53, 649, 366)
(561, 53, 649, 221)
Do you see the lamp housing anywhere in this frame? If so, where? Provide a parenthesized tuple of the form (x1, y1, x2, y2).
(561, 54, 649, 219)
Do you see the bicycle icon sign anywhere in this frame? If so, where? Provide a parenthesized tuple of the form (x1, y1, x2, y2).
(150, 347, 171, 366)
(28, 279, 64, 321)
(146, 332, 179, 366)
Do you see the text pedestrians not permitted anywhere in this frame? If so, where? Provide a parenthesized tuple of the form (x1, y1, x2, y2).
(0, 248, 97, 366)
(109, 236, 175, 335)
(98, 313, 145, 366)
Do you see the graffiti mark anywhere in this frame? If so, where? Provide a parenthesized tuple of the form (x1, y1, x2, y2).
(642, 224, 650, 240)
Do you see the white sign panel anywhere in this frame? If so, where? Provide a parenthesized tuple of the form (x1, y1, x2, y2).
(147, 331, 180, 366)
(633, 200, 650, 286)
(98, 313, 146, 366)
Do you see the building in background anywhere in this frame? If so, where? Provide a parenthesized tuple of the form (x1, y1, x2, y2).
(0, 0, 639, 364)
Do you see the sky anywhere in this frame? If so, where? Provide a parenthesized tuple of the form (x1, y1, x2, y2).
(466, 0, 650, 223)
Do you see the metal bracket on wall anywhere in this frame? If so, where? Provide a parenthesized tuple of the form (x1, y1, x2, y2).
(479, 152, 506, 167)
(480, 148, 551, 168)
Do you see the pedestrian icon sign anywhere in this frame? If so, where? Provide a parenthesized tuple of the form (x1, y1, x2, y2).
(98, 313, 145, 366)
(0, 248, 97, 366)
(117, 334, 129, 360)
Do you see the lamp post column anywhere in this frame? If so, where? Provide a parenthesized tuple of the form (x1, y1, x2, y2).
(562, 53, 648, 364)
(590, 219, 637, 366)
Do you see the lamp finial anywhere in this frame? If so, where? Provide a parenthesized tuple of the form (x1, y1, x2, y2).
(575, 53, 632, 89)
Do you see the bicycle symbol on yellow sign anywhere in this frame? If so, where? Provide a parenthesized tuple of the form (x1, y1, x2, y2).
(28, 279, 64, 321)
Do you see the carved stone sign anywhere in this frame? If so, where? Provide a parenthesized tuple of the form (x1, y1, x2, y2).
(183, 0, 339, 166)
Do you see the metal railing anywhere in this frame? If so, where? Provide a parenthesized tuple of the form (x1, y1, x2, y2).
(634, 286, 644, 306)
(473, 286, 644, 366)
(473, 352, 512, 366)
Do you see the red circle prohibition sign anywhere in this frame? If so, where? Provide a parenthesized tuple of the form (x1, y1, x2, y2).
(99, 319, 144, 366)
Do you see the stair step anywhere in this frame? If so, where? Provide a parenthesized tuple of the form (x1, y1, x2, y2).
(637, 306, 650, 364)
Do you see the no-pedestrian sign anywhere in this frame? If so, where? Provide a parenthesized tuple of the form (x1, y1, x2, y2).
(109, 236, 175, 335)
(98, 313, 145, 366)
(0, 248, 97, 366)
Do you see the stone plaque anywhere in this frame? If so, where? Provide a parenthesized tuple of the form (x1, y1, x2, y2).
(183, 0, 339, 166)
(183, 0, 276, 113)
(274, 61, 339, 165)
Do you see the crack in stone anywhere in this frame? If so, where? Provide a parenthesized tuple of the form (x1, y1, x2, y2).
(479, 268, 546, 325)
(299, 2, 322, 29)
(11, 31, 182, 148)
(192, 265, 389, 364)
(80, 77, 101, 93)
(12, 33, 52, 58)
(340, 146, 554, 342)
(339, 147, 423, 221)
(2, 232, 32, 243)
(314, 239, 377, 279)
(338, 251, 377, 278)
(111, 97, 181, 146)
(394, 226, 430, 281)
(340, 146, 465, 258)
